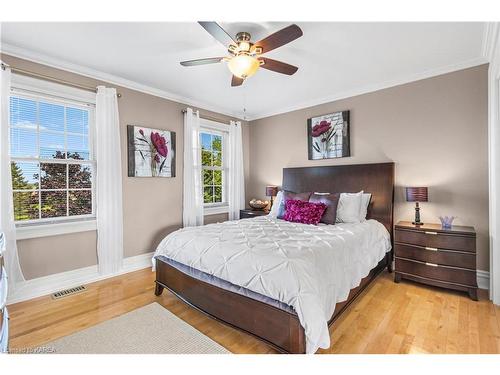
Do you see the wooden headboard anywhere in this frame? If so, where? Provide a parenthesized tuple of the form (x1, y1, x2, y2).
(282, 162, 395, 233)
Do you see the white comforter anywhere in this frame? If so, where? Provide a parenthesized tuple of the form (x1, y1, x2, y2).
(153, 216, 391, 353)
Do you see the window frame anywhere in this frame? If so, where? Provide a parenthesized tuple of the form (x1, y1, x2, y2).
(199, 119, 229, 215)
(9, 74, 97, 234)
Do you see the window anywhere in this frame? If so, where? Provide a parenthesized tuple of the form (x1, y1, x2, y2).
(200, 125, 227, 208)
(9, 94, 95, 225)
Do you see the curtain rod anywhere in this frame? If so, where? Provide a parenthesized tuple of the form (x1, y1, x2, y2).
(1, 63, 122, 98)
(181, 109, 236, 125)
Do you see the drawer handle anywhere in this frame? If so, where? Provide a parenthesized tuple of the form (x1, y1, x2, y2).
(425, 247, 438, 251)
(425, 262, 438, 267)
(425, 231, 438, 235)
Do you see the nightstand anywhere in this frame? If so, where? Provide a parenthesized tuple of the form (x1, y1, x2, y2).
(394, 221, 478, 300)
(240, 209, 269, 219)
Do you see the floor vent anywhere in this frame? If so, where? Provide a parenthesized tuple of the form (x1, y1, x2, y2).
(51, 285, 86, 300)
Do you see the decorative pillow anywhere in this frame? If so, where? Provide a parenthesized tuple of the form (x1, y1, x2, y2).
(283, 199, 327, 225)
(277, 190, 312, 219)
(360, 193, 372, 221)
(309, 193, 340, 225)
(336, 191, 364, 223)
(268, 190, 283, 218)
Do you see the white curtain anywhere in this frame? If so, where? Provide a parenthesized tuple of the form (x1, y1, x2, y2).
(183, 108, 204, 227)
(228, 120, 245, 220)
(96, 86, 123, 275)
(0, 62, 26, 297)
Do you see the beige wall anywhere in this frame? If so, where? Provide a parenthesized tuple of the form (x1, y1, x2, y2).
(2, 54, 245, 279)
(17, 231, 97, 279)
(247, 64, 490, 271)
(2, 54, 489, 277)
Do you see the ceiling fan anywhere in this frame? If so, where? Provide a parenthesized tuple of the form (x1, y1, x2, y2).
(180, 22, 303, 87)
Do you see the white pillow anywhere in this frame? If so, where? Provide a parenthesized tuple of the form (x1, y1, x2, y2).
(268, 190, 283, 218)
(360, 193, 372, 221)
(336, 191, 363, 223)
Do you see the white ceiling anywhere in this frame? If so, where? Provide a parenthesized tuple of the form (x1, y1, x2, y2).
(0, 22, 487, 120)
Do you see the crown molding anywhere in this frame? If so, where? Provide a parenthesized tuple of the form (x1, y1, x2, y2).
(1, 41, 488, 122)
(481, 22, 500, 62)
(0, 43, 246, 120)
(246, 56, 488, 121)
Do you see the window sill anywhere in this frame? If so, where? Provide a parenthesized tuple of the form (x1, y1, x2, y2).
(16, 220, 97, 240)
(204, 205, 229, 216)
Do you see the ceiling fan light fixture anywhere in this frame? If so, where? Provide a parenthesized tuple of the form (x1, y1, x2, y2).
(228, 54, 260, 79)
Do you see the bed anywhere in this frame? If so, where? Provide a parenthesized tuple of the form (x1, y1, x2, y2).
(153, 162, 395, 353)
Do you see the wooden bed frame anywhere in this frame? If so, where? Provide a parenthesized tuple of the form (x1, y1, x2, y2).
(155, 162, 395, 353)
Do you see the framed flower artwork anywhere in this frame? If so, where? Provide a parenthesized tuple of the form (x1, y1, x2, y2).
(307, 110, 350, 160)
(127, 125, 176, 177)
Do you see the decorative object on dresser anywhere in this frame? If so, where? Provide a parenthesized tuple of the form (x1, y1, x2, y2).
(127, 125, 176, 178)
(394, 221, 478, 300)
(248, 199, 269, 210)
(405, 187, 428, 225)
(307, 110, 350, 160)
(265, 186, 278, 209)
(240, 208, 269, 219)
(439, 216, 456, 229)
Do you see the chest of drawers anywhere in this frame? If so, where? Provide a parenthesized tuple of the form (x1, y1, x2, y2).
(394, 221, 478, 300)
(239, 209, 269, 219)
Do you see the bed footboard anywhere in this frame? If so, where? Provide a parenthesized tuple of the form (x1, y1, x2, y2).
(155, 254, 388, 354)
(155, 258, 306, 354)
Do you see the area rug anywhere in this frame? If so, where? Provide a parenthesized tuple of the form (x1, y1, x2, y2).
(46, 302, 230, 354)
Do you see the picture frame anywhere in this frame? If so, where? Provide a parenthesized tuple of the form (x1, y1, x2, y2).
(307, 110, 350, 160)
(127, 125, 176, 177)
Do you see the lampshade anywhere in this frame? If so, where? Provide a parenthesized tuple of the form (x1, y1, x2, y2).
(266, 186, 278, 197)
(405, 187, 428, 202)
(228, 55, 260, 79)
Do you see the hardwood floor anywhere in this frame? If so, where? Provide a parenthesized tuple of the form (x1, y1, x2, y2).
(7, 268, 500, 354)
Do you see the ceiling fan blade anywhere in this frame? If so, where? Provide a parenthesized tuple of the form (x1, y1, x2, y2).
(198, 22, 236, 47)
(231, 75, 244, 87)
(180, 57, 224, 66)
(259, 58, 298, 75)
(253, 24, 303, 54)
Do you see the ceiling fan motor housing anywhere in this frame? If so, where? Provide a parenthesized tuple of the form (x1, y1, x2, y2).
(229, 32, 253, 55)
(181, 22, 302, 86)
(236, 32, 251, 42)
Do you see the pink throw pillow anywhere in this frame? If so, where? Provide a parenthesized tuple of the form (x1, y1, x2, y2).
(283, 199, 327, 225)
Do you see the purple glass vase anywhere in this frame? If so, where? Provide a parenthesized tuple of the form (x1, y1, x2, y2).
(439, 216, 455, 229)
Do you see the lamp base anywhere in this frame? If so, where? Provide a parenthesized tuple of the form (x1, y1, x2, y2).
(413, 202, 423, 226)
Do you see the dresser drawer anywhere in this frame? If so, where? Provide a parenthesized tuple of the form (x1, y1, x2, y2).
(395, 258, 476, 286)
(394, 243, 476, 269)
(395, 229, 475, 252)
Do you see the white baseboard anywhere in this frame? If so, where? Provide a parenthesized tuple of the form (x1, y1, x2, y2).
(7, 252, 154, 305)
(477, 270, 490, 290)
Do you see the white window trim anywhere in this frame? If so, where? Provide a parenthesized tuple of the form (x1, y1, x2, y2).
(200, 119, 229, 215)
(204, 204, 229, 215)
(16, 219, 97, 240)
(11, 74, 96, 105)
(9, 74, 97, 238)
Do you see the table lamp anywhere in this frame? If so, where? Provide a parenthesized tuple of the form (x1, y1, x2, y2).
(266, 186, 278, 210)
(405, 187, 428, 226)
